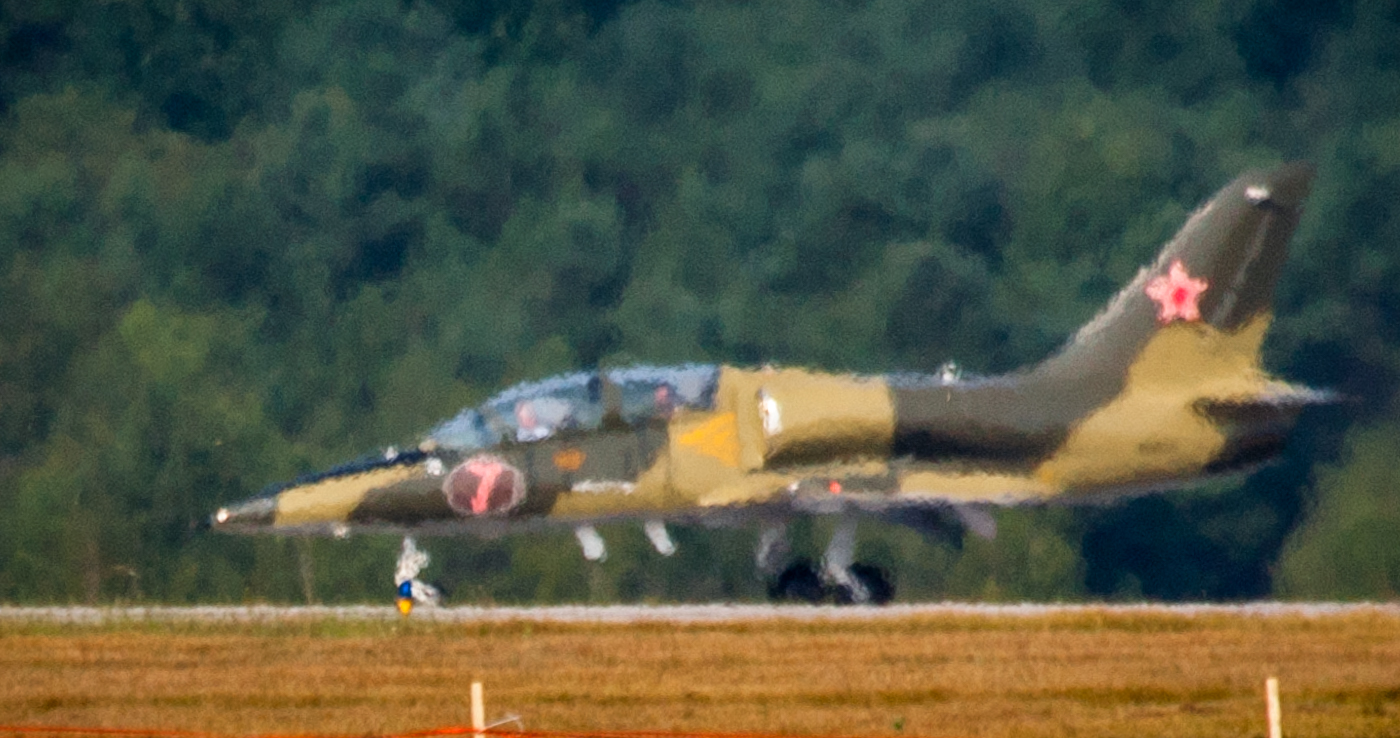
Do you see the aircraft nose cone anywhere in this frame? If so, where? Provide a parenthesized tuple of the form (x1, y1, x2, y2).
(210, 496, 277, 530)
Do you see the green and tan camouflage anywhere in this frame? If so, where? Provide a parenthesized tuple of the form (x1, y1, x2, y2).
(211, 163, 1327, 604)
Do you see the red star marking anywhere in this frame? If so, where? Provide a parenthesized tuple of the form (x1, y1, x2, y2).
(1145, 259, 1209, 323)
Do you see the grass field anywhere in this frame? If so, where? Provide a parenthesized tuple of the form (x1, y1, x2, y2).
(1, 608, 1397, 738)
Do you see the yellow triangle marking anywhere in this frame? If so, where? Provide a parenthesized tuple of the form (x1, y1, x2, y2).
(678, 412, 741, 467)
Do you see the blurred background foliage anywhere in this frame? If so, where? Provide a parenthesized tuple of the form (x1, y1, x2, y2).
(1, 0, 1396, 604)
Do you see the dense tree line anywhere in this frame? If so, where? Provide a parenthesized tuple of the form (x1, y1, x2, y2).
(1, 0, 1397, 604)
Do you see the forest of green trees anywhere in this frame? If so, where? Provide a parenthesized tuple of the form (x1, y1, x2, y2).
(1, 0, 1398, 604)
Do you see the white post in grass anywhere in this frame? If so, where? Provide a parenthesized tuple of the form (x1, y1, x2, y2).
(1266, 677, 1282, 738)
(472, 681, 486, 738)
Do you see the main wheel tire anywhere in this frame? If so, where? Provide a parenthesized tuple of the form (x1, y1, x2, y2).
(768, 559, 827, 603)
(832, 563, 895, 606)
(851, 563, 894, 605)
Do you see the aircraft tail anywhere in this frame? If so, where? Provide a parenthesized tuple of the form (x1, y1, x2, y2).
(1001, 162, 1324, 489)
(1028, 162, 1314, 398)
(888, 162, 1320, 486)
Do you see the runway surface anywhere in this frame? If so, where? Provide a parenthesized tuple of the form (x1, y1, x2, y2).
(2, 601, 1397, 624)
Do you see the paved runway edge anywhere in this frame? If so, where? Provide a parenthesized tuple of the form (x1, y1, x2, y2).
(2, 602, 1398, 624)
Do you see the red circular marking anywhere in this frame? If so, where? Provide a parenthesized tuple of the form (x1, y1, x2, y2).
(444, 455, 523, 516)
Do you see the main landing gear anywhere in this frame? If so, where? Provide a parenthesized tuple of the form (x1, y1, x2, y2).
(760, 519, 895, 606)
(768, 560, 894, 605)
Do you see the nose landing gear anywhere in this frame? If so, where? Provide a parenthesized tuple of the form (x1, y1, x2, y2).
(394, 536, 442, 615)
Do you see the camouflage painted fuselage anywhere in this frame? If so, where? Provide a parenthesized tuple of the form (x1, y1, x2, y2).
(212, 163, 1326, 537)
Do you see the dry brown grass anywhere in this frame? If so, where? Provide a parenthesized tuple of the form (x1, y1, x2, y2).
(1, 610, 1398, 738)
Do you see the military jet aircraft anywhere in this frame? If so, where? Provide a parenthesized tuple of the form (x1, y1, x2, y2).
(212, 162, 1327, 608)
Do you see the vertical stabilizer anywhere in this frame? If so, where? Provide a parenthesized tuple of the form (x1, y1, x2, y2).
(890, 163, 1316, 471)
(1032, 162, 1313, 391)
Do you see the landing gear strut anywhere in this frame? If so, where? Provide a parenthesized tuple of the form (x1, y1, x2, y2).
(394, 536, 442, 615)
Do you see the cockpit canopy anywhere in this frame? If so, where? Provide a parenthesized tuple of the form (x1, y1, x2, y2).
(427, 364, 719, 451)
